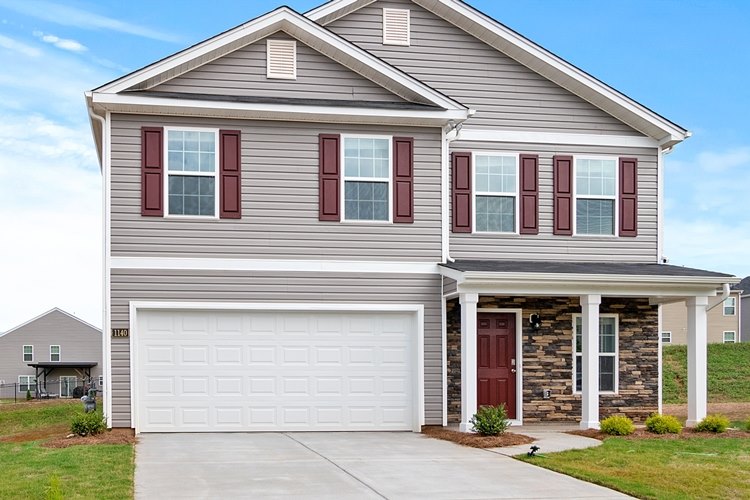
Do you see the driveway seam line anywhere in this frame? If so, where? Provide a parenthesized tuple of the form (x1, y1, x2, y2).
(283, 433, 388, 500)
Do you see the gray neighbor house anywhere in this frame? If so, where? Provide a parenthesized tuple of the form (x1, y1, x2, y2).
(0, 308, 102, 398)
(85, 0, 737, 434)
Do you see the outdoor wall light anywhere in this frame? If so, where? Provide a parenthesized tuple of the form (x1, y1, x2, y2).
(529, 313, 542, 331)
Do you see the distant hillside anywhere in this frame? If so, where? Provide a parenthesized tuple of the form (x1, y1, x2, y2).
(663, 343, 750, 404)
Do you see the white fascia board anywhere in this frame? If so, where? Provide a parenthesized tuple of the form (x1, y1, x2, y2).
(95, 8, 464, 112)
(412, 0, 689, 143)
(92, 93, 467, 125)
(111, 256, 439, 275)
(307, 0, 372, 23)
(456, 129, 658, 149)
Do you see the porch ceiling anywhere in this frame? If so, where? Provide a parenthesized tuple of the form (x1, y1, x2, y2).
(440, 260, 738, 298)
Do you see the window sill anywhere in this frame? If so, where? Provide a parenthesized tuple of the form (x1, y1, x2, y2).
(471, 231, 520, 237)
(163, 214, 220, 221)
(340, 220, 393, 225)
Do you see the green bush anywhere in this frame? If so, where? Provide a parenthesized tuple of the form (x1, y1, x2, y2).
(70, 411, 107, 437)
(695, 414, 731, 433)
(26, 389, 32, 401)
(645, 414, 682, 434)
(599, 415, 635, 436)
(470, 404, 510, 436)
(744, 419, 750, 432)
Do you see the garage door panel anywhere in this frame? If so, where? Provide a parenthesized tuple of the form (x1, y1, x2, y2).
(136, 310, 416, 432)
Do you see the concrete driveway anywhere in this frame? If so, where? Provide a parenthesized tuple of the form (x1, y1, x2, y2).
(135, 432, 629, 499)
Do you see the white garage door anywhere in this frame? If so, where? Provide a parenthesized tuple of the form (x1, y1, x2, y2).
(135, 308, 417, 432)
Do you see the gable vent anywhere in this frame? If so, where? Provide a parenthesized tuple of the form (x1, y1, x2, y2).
(383, 8, 410, 46)
(266, 39, 296, 80)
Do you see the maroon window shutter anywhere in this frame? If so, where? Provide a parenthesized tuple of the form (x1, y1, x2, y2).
(219, 130, 241, 219)
(393, 137, 414, 223)
(619, 157, 638, 237)
(519, 154, 539, 235)
(319, 134, 340, 221)
(141, 127, 163, 217)
(451, 152, 472, 233)
(553, 155, 573, 235)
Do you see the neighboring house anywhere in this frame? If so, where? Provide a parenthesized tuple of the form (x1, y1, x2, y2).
(733, 276, 749, 343)
(662, 290, 742, 344)
(0, 309, 102, 397)
(86, 0, 737, 433)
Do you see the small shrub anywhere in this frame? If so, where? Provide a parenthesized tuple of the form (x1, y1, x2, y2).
(695, 414, 730, 433)
(744, 419, 750, 432)
(645, 414, 682, 434)
(45, 475, 63, 500)
(470, 404, 510, 436)
(599, 415, 635, 436)
(26, 389, 32, 401)
(71, 411, 106, 437)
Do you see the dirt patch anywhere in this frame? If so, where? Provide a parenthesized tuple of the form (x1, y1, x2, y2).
(569, 427, 750, 441)
(663, 402, 750, 422)
(0, 399, 78, 412)
(42, 428, 136, 449)
(422, 426, 535, 448)
(0, 424, 70, 443)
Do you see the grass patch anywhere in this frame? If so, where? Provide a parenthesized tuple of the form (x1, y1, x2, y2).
(519, 437, 750, 499)
(0, 400, 81, 438)
(663, 343, 750, 404)
(0, 441, 133, 499)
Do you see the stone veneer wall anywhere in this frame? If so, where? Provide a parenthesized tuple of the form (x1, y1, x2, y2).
(446, 296, 659, 424)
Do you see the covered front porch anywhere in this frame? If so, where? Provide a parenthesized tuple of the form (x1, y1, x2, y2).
(440, 260, 737, 430)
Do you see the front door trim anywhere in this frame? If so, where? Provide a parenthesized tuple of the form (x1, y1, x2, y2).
(477, 308, 523, 425)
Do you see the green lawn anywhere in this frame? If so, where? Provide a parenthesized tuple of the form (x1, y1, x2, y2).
(519, 437, 750, 499)
(663, 343, 750, 404)
(0, 400, 134, 499)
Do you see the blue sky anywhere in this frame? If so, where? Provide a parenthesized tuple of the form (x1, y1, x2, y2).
(0, 0, 747, 330)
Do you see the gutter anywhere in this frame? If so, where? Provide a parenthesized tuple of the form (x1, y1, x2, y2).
(706, 283, 731, 312)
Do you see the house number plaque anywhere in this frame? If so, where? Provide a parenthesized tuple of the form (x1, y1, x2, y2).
(112, 328, 130, 338)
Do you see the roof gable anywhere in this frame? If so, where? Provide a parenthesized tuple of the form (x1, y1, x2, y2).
(0, 308, 101, 339)
(308, 0, 689, 147)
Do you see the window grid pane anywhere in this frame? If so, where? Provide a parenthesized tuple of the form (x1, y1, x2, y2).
(168, 176, 215, 216)
(577, 199, 614, 235)
(574, 316, 617, 393)
(167, 130, 216, 173)
(343, 137, 389, 179)
(344, 181, 388, 221)
(475, 155, 516, 194)
(476, 195, 515, 232)
(576, 158, 616, 196)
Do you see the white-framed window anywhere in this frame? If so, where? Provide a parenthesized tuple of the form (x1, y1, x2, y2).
(22, 345, 33, 363)
(382, 8, 410, 46)
(98, 375, 104, 388)
(474, 153, 518, 233)
(723, 331, 737, 343)
(342, 135, 392, 222)
(50, 345, 60, 362)
(266, 39, 296, 79)
(661, 331, 672, 344)
(575, 157, 617, 236)
(573, 314, 618, 393)
(723, 297, 736, 316)
(18, 375, 35, 392)
(165, 128, 219, 218)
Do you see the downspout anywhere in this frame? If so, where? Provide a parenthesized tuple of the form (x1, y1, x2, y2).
(442, 110, 474, 263)
(706, 283, 731, 312)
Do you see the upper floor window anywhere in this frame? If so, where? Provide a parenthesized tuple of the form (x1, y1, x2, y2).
(166, 129, 218, 217)
(22, 345, 33, 363)
(573, 315, 618, 393)
(50, 345, 60, 362)
(723, 297, 736, 316)
(575, 158, 617, 235)
(343, 136, 391, 222)
(723, 331, 736, 343)
(474, 154, 517, 233)
(382, 8, 410, 46)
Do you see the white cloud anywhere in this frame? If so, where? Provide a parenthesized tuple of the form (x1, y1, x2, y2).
(33, 31, 87, 52)
(0, 0, 182, 43)
(0, 33, 40, 57)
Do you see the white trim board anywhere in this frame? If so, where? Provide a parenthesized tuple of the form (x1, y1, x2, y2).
(110, 257, 439, 274)
(128, 301, 425, 433)
(455, 129, 659, 149)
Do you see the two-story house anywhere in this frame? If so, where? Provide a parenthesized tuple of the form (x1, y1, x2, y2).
(86, 0, 737, 434)
(0, 308, 102, 397)
(662, 290, 742, 344)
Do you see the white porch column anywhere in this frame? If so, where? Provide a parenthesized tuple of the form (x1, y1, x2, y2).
(686, 296, 709, 426)
(580, 294, 601, 429)
(459, 293, 479, 432)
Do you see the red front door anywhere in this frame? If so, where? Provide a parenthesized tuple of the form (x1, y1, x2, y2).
(477, 313, 517, 419)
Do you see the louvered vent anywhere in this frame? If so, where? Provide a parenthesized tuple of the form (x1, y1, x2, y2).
(266, 39, 296, 79)
(383, 8, 410, 46)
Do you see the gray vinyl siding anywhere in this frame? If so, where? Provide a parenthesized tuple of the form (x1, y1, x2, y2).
(741, 295, 749, 343)
(443, 277, 457, 296)
(110, 114, 442, 261)
(449, 142, 659, 262)
(109, 269, 443, 427)
(152, 33, 403, 103)
(327, 0, 645, 135)
(0, 310, 102, 391)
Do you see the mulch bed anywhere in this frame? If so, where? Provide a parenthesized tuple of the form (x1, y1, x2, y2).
(570, 427, 750, 441)
(42, 428, 136, 449)
(422, 425, 535, 448)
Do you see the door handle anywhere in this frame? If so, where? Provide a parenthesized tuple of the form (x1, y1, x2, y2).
(511, 368, 516, 373)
